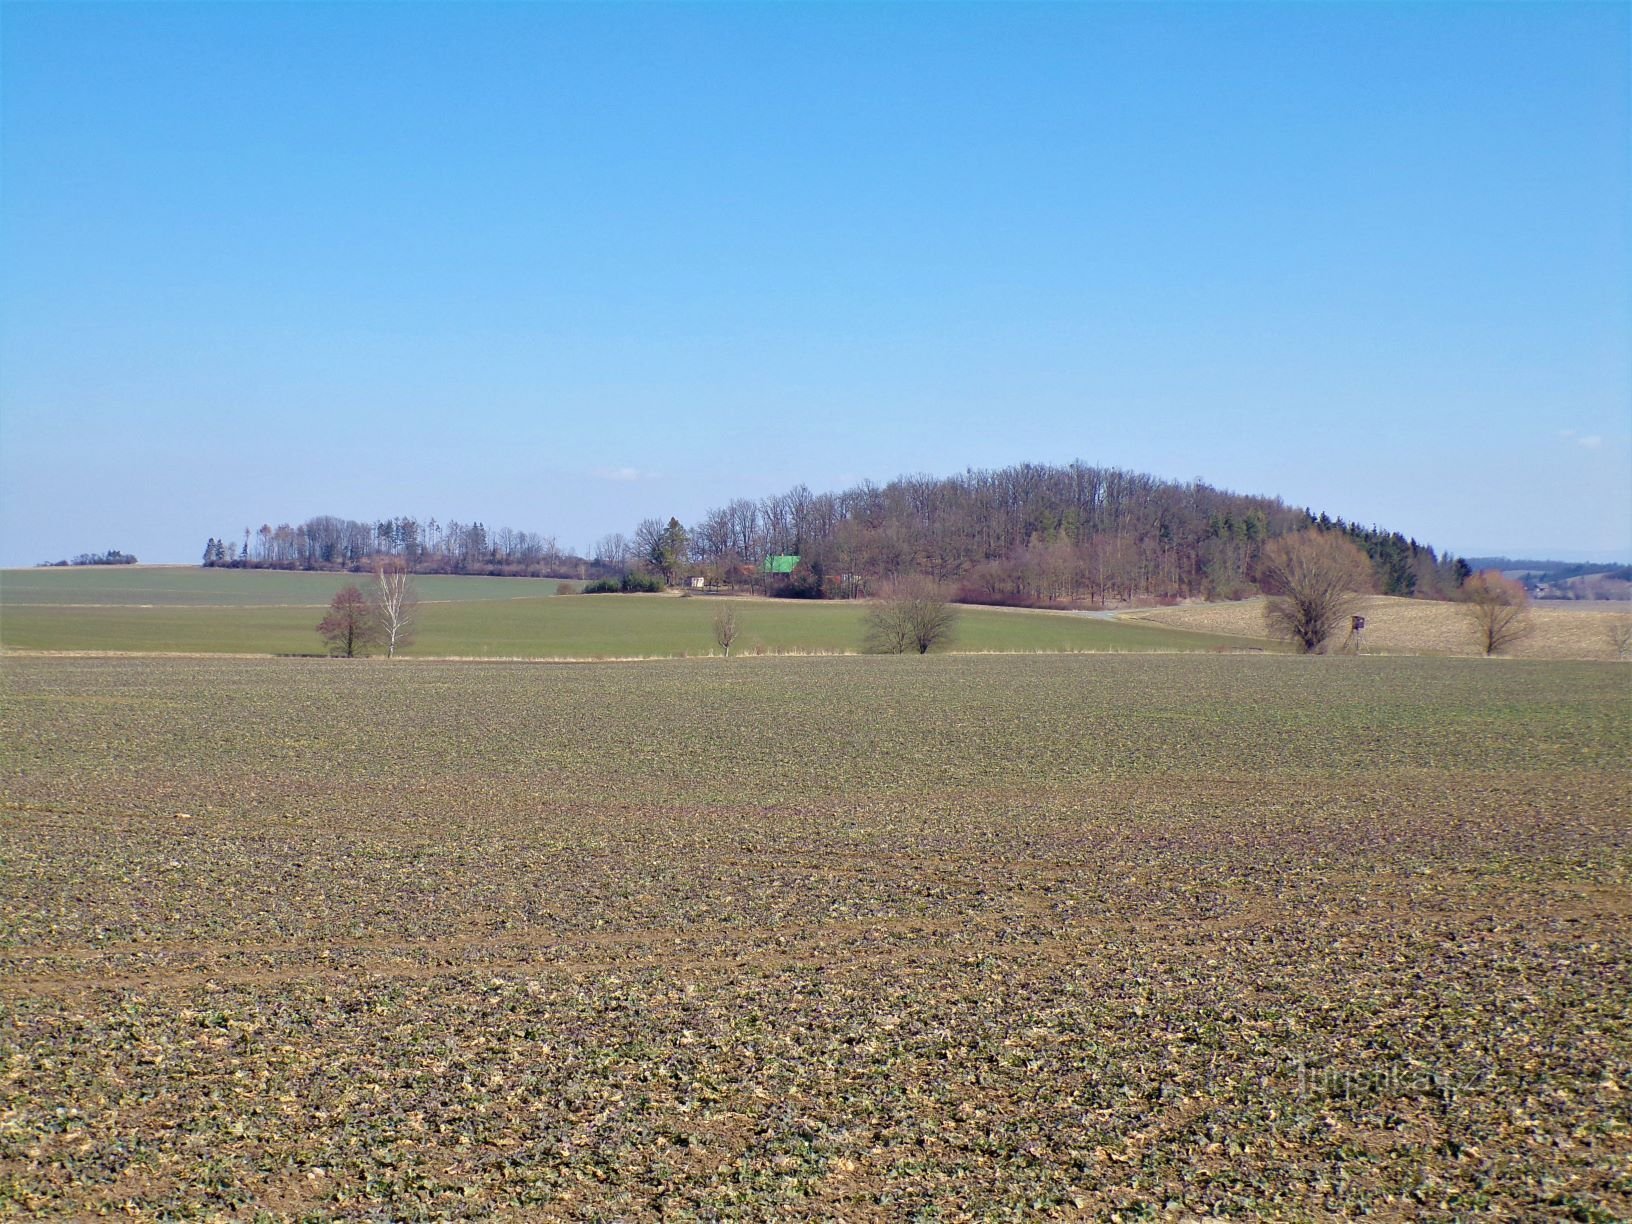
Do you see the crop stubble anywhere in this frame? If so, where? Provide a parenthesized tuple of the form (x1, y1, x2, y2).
(2, 654, 1629, 1218)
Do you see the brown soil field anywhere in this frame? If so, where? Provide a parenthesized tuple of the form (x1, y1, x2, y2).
(3, 654, 1628, 1218)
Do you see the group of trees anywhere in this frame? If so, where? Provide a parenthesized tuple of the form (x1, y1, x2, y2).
(602, 462, 1468, 605)
(301, 526, 1550, 659)
(316, 560, 419, 657)
(38, 549, 136, 567)
(205, 516, 566, 577)
(842, 531, 1534, 658)
(593, 518, 694, 588)
(205, 461, 1470, 607)
(1261, 531, 1536, 656)
(206, 460, 1513, 662)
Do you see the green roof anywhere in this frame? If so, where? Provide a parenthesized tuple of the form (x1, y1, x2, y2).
(761, 555, 800, 574)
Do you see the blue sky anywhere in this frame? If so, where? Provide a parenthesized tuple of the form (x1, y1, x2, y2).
(2, 1, 1628, 567)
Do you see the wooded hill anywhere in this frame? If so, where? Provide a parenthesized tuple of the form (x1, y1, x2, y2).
(674, 463, 1467, 604)
(206, 460, 1467, 605)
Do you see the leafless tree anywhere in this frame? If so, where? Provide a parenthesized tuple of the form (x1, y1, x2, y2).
(865, 576, 960, 654)
(632, 519, 666, 572)
(317, 585, 380, 658)
(594, 533, 631, 572)
(712, 605, 739, 657)
(1608, 617, 1632, 660)
(1460, 569, 1533, 656)
(371, 557, 419, 657)
(1259, 530, 1375, 653)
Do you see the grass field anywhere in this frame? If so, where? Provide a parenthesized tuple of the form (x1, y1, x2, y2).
(0, 567, 1244, 658)
(0, 566, 564, 607)
(1130, 594, 1632, 661)
(3, 653, 1628, 1217)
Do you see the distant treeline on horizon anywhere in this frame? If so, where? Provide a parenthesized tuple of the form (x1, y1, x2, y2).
(201, 460, 1471, 604)
(1465, 557, 1632, 582)
(38, 550, 138, 568)
(202, 520, 568, 579)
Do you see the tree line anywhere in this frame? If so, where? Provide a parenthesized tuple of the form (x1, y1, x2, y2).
(202, 517, 571, 577)
(599, 462, 1468, 604)
(38, 549, 137, 567)
(206, 459, 1470, 605)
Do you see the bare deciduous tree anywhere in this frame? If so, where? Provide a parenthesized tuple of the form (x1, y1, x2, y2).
(594, 532, 631, 572)
(1460, 569, 1533, 656)
(317, 585, 380, 658)
(712, 605, 739, 657)
(1259, 530, 1375, 654)
(635, 517, 689, 586)
(1608, 617, 1632, 661)
(865, 576, 960, 654)
(371, 557, 419, 658)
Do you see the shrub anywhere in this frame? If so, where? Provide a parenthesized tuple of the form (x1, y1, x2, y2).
(580, 572, 666, 594)
(865, 577, 960, 654)
(1460, 570, 1533, 656)
(1260, 531, 1374, 654)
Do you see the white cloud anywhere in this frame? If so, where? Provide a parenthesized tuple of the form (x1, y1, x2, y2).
(1558, 428, 1604, 449)
(592, 466, 658, 482)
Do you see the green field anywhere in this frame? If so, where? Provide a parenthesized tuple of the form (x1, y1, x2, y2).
(0, 565, 570, 607)
(0, 567, 1249, 657)
(3, 653, 1628, 1217)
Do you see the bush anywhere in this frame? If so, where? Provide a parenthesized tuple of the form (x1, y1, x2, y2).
(865, 577, 960, 654)
(1259, 530, 1374, 653)
(581, 572, 666, 594)
(1460, 570, 1533, 656)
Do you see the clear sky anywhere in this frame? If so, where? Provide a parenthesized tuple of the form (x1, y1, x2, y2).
(2, 1, 1628, 567)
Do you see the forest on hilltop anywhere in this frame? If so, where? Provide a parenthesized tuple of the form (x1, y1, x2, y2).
(656, 463, 1467, 604)
(203, 461, 1468, 606)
